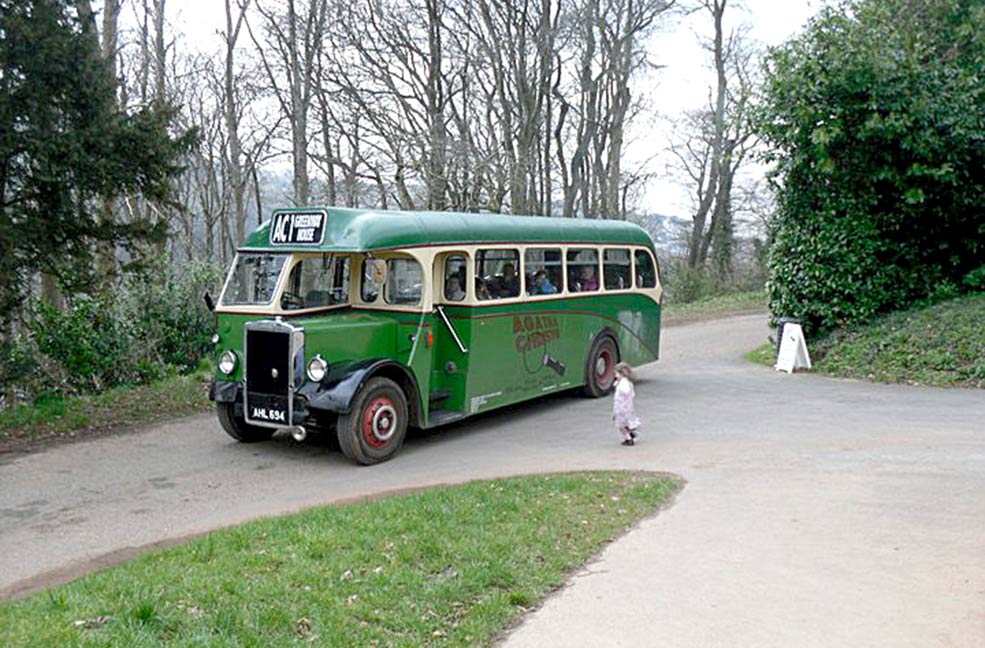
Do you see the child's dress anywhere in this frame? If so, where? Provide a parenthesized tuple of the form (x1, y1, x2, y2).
(612, 376, 640, 442)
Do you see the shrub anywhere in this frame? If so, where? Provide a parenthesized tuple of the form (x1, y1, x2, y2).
(757, 0, 985, 334)
(2, 262, 222, 405)
(125, 261, 222, 372)
(32, 295, 147, 394)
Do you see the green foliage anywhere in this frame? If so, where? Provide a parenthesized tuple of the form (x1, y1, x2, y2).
(0, 372, 210, 443)
(756, 0, 985, 334)
(663, 259, 723, 303)
(125, 262, 221, 372)
(663, 291, 767, 325)
(0, 0, 194, 328)
(962, 265, 985, 291)
(33, 296, 149, 394)
(813, 293, 985, 387)
(1, 263, 222, 406)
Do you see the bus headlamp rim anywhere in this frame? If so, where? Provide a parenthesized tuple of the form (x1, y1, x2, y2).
(218, 350, 237, 375)
(306, 355, 329, 382)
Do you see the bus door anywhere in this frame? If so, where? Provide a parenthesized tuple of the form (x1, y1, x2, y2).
(430, 252, 472, 422)
(465, 248, 533, 413)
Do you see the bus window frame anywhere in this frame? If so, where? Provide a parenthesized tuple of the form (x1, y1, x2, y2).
(524, 247, 564, 299)
(218, 252, 290, 310)
(278, 253, 353, 314)
(602, 247, 633, 292)
(566, 247, 601, 294)
(341, 244, 659, 312)
(354, 251, 431, 312)
(439, 251, 471, 304)
(633, 248, 659, 290)
(475, 248, 523, 303)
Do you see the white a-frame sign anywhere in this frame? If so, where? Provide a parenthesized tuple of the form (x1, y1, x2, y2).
(775, 323, 812, 373)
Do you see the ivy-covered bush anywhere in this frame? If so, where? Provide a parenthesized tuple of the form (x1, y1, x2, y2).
(1, 262, 222, 405)
(756, 0, 985, 334)
(125, 262, 221, 372)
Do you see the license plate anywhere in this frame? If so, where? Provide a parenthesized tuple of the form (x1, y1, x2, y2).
(246, 393, 289, 425)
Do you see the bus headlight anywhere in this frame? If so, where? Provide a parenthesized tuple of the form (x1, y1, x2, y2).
(306, 355, 329, 382)
(218, 350, 237, 375)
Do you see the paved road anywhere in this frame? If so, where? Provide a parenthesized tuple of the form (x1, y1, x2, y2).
(1, 315, 983, 647)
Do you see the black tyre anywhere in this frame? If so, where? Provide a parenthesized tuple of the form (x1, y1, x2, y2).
(336, 377, 408, 465)
(582, 335, 619, 398)
(216, 402, 275, 443)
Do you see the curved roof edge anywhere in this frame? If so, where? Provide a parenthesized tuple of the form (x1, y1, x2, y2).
(239, 207, 654, 252)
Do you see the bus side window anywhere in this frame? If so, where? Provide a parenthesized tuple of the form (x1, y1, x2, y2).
(634, 249, 657, 288)
(525, 248, 562, 296)
(361, 258, 383, 303)
(385, 258, 423, 305)
(603, 249, 631, 290)
(476, 249, 519, 299)
(443, 254, 468, 302)
(332, 257, 351, 303)
(567, 248, 599, 292)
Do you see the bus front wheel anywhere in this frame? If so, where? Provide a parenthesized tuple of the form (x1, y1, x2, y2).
(583, 336, 619, 398)
(216, 402, 275, 443)
(337, 377, 408, 465)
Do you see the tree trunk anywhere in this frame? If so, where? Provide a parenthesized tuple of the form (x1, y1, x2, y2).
(687, 0, 728, 270)
(224, 0, 249, 245)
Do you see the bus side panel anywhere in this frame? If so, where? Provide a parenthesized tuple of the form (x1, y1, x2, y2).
(463, 303, 575, 415)
(607, 294, 661, 367)
(556, 293, 660, 385)
(463, 294, 660, 415)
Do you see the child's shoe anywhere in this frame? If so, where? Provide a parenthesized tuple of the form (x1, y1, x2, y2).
(621, 439, 635, 446)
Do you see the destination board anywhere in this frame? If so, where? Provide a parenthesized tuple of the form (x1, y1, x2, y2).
(269, 209, 327, 246)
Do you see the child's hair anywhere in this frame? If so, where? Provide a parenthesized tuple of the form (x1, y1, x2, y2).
(615, 362, 636, 382)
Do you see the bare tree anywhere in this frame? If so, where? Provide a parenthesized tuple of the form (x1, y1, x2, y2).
(557, 0, 674, 219)
(674, 0, 756, 275)
(249, 0, 328, 205)
(224, 0, 251, 245)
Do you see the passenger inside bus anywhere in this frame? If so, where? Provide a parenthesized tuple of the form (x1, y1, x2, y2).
(495, 263, 520, 298)
(475, 278, 491, 300)
(530, 270, 557, 295)
(445, 275, 465, 301)
(574, 265, 599, 292)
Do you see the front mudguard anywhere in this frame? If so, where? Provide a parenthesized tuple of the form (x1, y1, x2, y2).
(298, 359, 421, 424)
(209, 379, 239, 403)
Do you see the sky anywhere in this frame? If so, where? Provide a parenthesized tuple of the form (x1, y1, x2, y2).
(155, 0, 826, 220)
(635, 0, 827, 218)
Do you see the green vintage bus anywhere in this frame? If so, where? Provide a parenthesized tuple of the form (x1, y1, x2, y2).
(208, 207, 662, 464)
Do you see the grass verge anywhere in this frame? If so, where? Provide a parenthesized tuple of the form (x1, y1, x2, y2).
(0, 369, 211, 447)
(663, 290, 766, 326)
(0, 471, 680, 647)
(812, 293, 985, 388)
(745, 294, 985, 388)
(745, 343, 775, 368)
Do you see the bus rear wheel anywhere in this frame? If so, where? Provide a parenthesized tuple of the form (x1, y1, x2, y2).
(583, 336, 619, 398)
(337, 377, 408, 465)
(216, 402, 275, 443)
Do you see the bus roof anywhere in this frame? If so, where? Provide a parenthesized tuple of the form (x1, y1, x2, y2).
(239, 207, 655, 253)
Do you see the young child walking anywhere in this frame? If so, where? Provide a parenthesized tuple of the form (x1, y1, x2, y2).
(612, 362, 640, 446)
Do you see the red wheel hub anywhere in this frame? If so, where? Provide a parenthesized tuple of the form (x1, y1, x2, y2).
(362, 396, 397, 448)
(597, 348, 615, 387)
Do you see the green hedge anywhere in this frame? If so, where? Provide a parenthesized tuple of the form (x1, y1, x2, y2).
(1, 262, 221, 404)
(757, 0, 985, 334)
